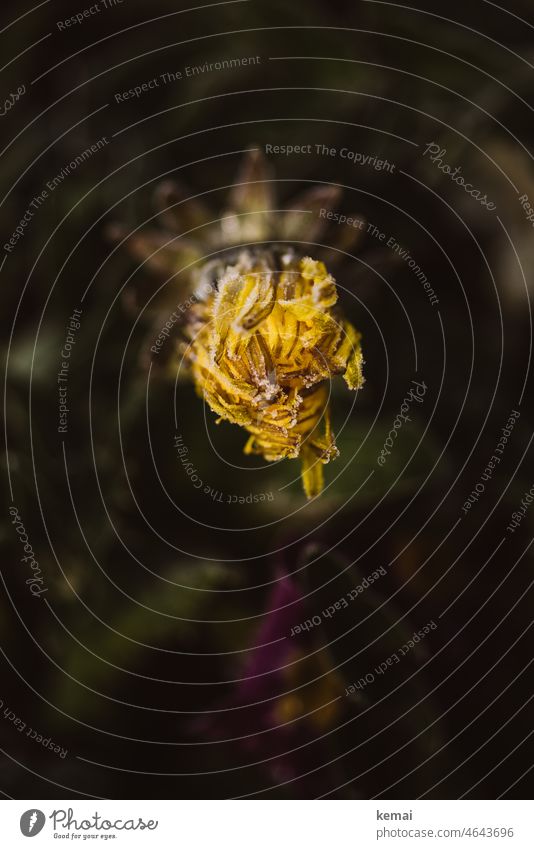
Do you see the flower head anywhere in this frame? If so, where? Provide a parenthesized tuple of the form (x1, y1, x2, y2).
(113, 149, 365, 497)
(182, 248, 363, 497)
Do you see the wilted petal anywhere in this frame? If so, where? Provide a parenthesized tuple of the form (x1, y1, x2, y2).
(222, 148, 275, 244)
(322, 214, 367, 266)
(282, 185, 343, 243)
(334, 321, 365, 390)
(152, 179, 212, 235)
(107, 222, 201, 278)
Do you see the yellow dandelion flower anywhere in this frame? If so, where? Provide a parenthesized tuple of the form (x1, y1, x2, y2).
(113, 149, 365, 495)
(182, 249, 363, 498)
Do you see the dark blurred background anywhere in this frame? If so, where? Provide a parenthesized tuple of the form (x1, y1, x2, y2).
(1, 0, 533, 799)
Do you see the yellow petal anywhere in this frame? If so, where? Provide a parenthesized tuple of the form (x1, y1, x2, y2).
(300, 444, 325, 499)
